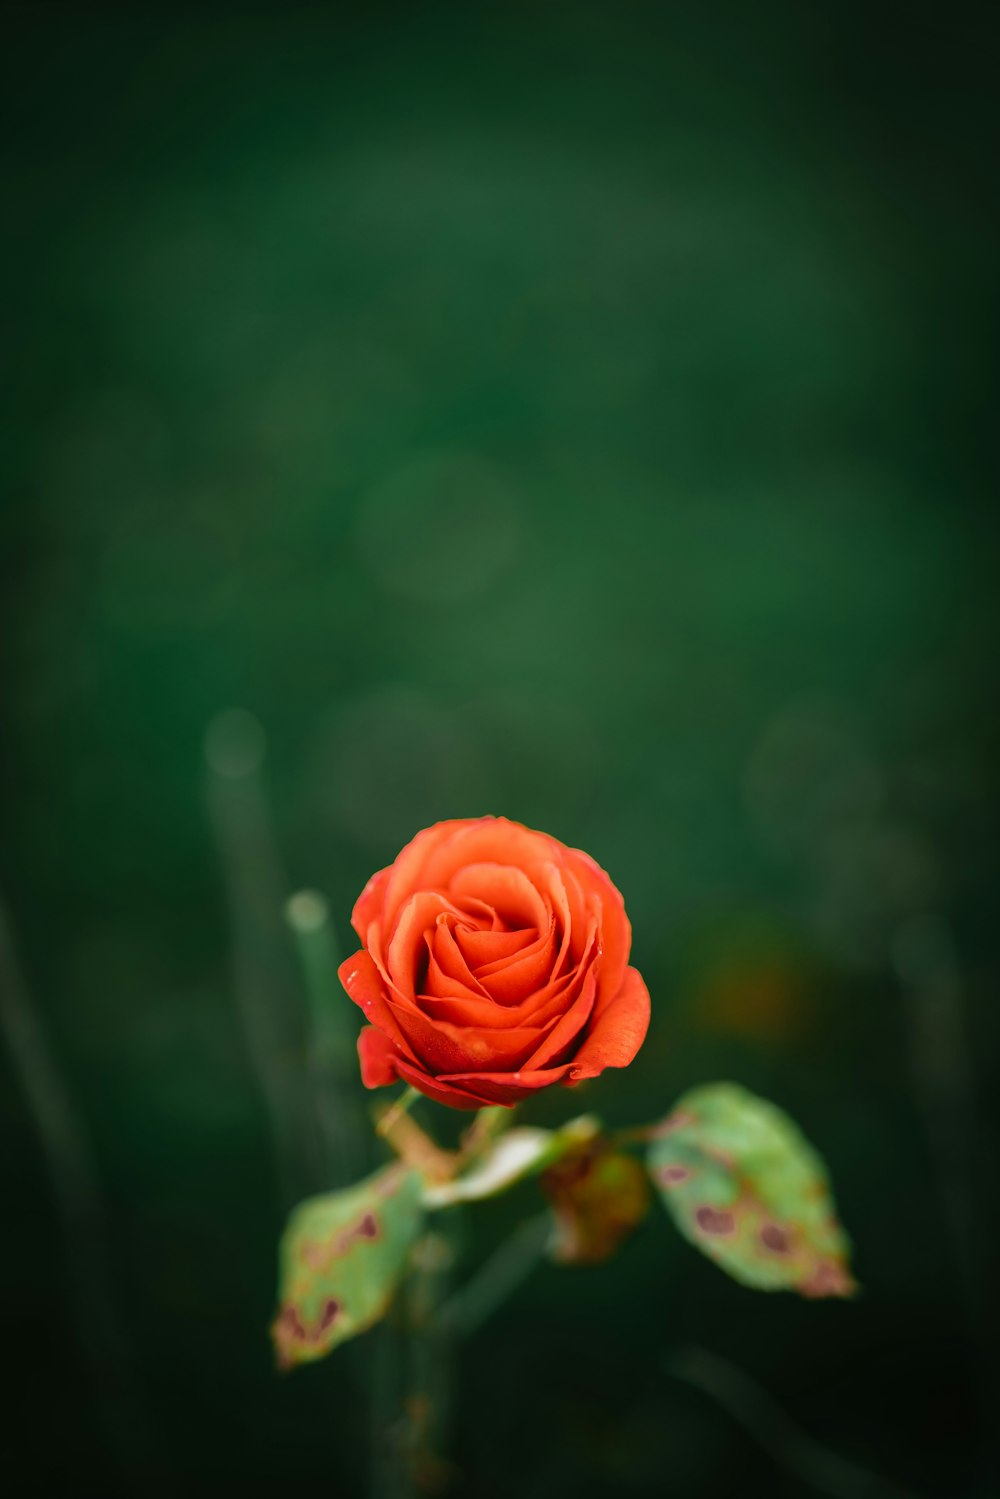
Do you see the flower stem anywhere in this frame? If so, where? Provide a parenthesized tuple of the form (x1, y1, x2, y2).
(376, 1085, 421, 1140)
(460, 1104, 514, 1160)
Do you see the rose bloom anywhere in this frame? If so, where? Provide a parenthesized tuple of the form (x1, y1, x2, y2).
(339, 817, 650, 1109)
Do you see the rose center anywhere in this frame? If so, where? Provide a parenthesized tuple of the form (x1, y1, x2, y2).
(453, 921, 539, 975)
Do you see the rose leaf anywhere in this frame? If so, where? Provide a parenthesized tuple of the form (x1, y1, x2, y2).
(271, 1162, 424, 1369)
(647, 1082, 855, 1298)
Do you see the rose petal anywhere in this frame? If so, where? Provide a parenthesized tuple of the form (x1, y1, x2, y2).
(566, 847, 631, 1001)
(524, 966, 597, 1070)
(351, 867, 391, 946)
(472, 915, 554, 979)
(515, 861, 578, 980)
(392, 1055, 505, 1110)
(362, 917, 395, 990)
(453, 894, 508, 930)
(419, 818, 561, 890)
(413, 969, 579, 1029)
(449, 863, 550, 933)
(550, 862, 594, 969)
(386, 891, 464, 995)
(427, 919, 489, 997)
(568, 966, 651, 1079)
(423, 946, 486, 1003)
(378, 820, 471, 932)
(456, 925, 538, 968)
(385, 995, 547, 1075)
(413, 924, 597, 1030)
(338, 951, 420, 1061)
(476, 920, 557, 1004)
(435, 1062, 574, 1105)
(357, 1025, 401, 1087)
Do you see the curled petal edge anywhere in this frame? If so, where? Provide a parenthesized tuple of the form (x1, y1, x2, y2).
(568, 966, 650, 1080)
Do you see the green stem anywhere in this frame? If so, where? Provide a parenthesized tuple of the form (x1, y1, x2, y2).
(376, 1085, 421, 1140)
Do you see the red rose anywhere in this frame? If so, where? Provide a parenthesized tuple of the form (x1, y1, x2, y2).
(339, 817, 650, 1109)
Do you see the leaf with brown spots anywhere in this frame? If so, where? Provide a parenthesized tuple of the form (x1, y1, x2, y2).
(271, 1163, 423, 1369)
(648, 1083, 855, 1297)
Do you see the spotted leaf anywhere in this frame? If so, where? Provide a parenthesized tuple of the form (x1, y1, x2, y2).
(272, 1163, 423, 1369)
(648, 1083, 855, 1296)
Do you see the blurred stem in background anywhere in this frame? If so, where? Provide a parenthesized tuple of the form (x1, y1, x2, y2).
(204, 708, 313, 1210)
(206, 709, 456, 1498)
(285, 887, 369, 1188)
(436, 1212, 552, 1341)
(285, 882, 417, 1499)
(0, 900, 167, 1496)
(405, 1226, 460, 1495)
(370, 1303, 417, 1499)
(891, 915, 997, 1494)
(394, 1208, 553, 1494)
(892, 916, 984, 1323)
(369, 1202, 548, 1497)
(750, 705, 995, 1497)
(665, 1345, 919, 1499)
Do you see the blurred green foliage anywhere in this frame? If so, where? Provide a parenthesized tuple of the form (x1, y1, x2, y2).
(1, 3, 997, 1496)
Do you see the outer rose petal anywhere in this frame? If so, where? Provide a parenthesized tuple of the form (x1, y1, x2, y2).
(380, 820, 473, 935)
(419, 818, 562, 891)
(351, 866, 391, 945)
(383, 994, 548, 1075)
(357, 1025, 401, 1087)
(434, 1063, 575, 1106)
(338, 950, 420, 1063)
(564, 847, 631, 1002)
(523, 966, 597, 1070)
(568, 966, 651, 1080)
(392, 1055, 506, 1110)
(358, 1029, 503, 1108)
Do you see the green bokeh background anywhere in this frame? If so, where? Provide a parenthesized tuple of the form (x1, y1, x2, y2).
(3, 4, 998, 1496)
